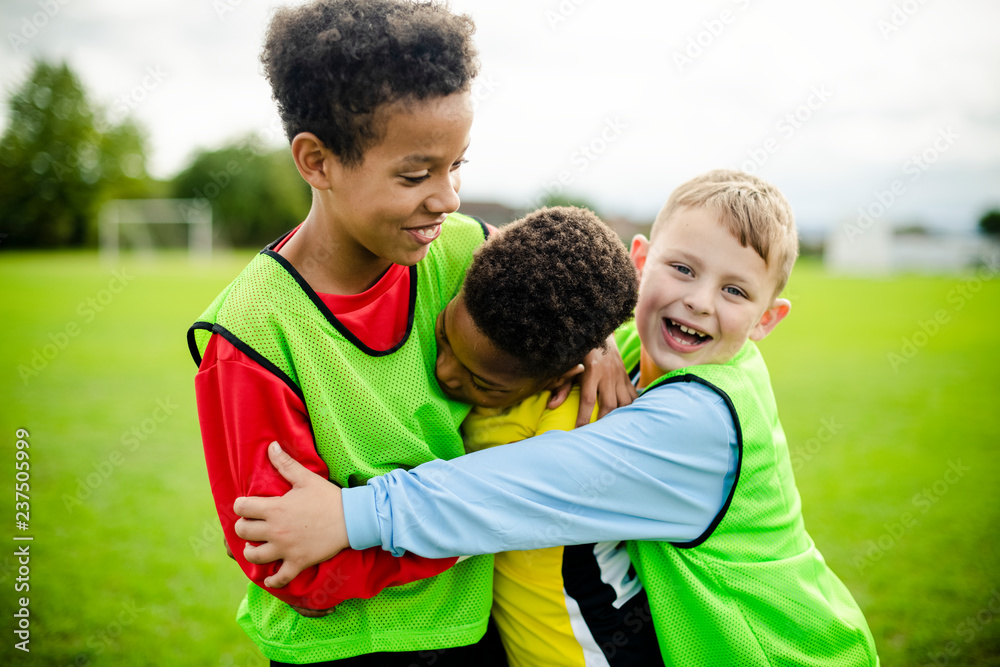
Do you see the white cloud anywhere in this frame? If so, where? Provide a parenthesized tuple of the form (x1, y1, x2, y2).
(1, 0, 998, 229)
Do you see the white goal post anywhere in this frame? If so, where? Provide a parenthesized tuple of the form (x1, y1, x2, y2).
(100, 198, 212, 263)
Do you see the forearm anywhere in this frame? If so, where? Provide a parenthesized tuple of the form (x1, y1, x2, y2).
(197, 336, 457, 608)
(345, 383, 738, 558)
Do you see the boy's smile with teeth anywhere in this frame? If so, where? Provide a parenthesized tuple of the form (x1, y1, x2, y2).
(630, 205, 790, 386)
(665, 318, 711, 347)
(406, 220, 445, 243)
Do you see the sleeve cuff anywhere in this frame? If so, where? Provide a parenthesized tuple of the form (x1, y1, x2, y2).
(341, 484, 381, 550)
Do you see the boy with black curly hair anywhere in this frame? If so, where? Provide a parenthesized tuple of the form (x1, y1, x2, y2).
(433, 206, 662, 666)
(437, 206, 638, 408)
(188, 1, 632, 665)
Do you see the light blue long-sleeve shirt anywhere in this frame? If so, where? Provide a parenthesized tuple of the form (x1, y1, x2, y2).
(343, 380, 740, 558)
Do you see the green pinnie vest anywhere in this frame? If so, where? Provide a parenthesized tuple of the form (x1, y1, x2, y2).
(188, 213, 494, 663)
(615, 322, 879, 666)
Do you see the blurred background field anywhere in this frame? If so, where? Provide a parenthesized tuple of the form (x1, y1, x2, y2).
(1, 1, 999, 665)
(0, 250, 997, 666)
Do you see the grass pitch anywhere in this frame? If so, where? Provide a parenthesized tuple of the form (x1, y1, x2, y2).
(0, 251, 997, 666)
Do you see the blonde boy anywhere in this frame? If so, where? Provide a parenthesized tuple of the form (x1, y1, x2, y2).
(235, 170, 879, 665)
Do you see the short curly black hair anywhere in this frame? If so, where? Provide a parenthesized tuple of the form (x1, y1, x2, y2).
(261, 0, 479, 166)
(463, 207, 638, 380)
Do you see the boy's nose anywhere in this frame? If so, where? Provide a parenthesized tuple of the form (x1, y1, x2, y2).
(426, 173, 461, 215)
(683, 285, 713, 315)
(435, 349, 463, 389)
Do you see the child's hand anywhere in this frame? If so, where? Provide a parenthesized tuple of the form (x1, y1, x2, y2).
(549, 334, 637, 427)
(233, 442, 350, 589)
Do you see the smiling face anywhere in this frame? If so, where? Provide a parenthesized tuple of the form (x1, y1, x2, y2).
(322, 91, 474, 269)
(434, 293, 578, 409)
(631, 205, 790, 387)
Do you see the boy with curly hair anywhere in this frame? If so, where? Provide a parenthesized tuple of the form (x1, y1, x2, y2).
(237, 170, 879, 666)
(434, 206, 663, 666)
(188, 1, 632, 664)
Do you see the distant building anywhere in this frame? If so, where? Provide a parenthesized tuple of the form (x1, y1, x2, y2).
(457, 201, 523, 228)
(459, 199, 652, 245)
(825, 218, 999, 274)
(604, 215, 652, 243)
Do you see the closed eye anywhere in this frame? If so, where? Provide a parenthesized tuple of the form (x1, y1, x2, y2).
(437, 315, 449, 345)
(401, 172, 430, 184)
(473, 382, 508, 394)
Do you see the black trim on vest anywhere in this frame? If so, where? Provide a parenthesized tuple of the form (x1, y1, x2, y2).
(250, 217, 489, 357)
(469, 215, 491, 239)
(642, 374, 744, 549)
(562, 543, 665, 665)
(259, 248, 418, 358)
(187, 322, 210, 366)
(187, 322, 305, 404)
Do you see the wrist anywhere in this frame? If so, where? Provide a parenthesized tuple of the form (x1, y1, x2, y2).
(341, 484, 380, 550)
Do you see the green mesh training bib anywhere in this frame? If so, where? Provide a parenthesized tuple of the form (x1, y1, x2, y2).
(617, 322, 878, 666)
(189, 213, 494, 663)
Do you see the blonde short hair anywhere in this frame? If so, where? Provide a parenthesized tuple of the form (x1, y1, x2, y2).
(651, 169, 799, 297)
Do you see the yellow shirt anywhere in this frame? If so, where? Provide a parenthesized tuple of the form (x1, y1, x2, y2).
(463, 388, 608, 667)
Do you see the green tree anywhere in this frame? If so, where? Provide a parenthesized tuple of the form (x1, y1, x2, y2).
(171, 136, 310, 247)
(979, 209, 1000, 236)
(0, 60, 153, 247)
(540, 192, 601, 217)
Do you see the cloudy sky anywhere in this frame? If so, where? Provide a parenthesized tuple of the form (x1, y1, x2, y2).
(2, 0, 999, 232)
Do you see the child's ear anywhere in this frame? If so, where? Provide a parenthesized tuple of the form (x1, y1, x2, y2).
(546, 363, 585, 393)
(544, 364, 584, 410)
(630, 234, 650, 277)
(750, 298, 791, 342)
(291, 132, 334, 190)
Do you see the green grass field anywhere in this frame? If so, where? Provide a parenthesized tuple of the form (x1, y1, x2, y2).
(0, 251, 997, 666)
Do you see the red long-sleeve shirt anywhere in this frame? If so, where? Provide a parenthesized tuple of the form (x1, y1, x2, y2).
(194, 236, 464, 611)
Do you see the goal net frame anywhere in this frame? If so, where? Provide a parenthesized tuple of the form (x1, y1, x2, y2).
(99, 198, 212, 263)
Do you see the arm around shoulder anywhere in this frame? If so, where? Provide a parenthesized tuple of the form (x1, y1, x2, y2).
(196, 335, 457, 610)
(347, 381, 739, 558)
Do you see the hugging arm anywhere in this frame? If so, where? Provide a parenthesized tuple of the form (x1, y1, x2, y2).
(195, 335, 458, 610)
(238, 382, 737, 569)
(347, 381, 738, 557)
